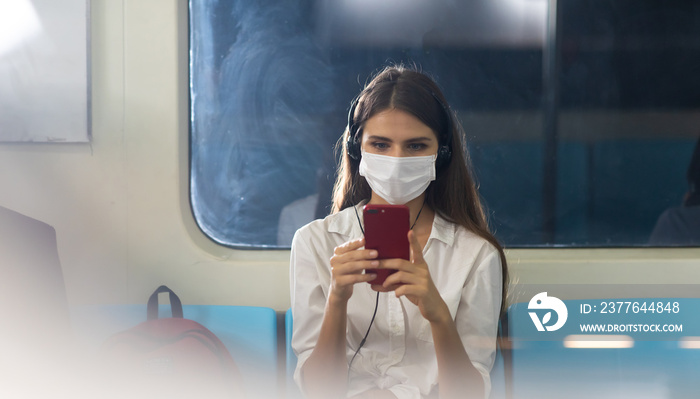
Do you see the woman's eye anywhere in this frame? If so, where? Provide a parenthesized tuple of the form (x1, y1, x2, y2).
(408, 143, 427, 151)
(372, 142, 388, 150)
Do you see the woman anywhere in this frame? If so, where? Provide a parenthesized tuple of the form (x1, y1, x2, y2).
(290, 65, 508, 399)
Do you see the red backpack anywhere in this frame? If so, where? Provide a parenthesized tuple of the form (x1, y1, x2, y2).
(99, 286, 243, 398)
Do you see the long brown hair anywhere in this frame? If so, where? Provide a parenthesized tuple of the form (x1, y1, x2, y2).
(332, 65, 509, 314)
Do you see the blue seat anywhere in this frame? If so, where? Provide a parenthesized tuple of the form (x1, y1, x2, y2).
(505, 298, 700, 398)
(71, 304, 278, 398)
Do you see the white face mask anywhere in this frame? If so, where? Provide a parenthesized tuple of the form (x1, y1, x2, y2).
(359, 151, 436, 205)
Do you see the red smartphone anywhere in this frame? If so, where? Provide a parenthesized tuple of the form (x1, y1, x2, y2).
(363, 204, 410, 285)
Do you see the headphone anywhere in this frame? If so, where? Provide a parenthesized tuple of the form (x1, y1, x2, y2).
(345, 91, 454, 170)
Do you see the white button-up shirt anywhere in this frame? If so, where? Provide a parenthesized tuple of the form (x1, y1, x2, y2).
(290, 204, 502, 399)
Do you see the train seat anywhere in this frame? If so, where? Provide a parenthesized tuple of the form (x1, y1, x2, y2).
(505, 298, 700, 399)
(0, 206, 71, 356)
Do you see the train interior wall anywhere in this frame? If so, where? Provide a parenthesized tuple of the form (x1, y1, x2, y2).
(0, 0, 699, 313)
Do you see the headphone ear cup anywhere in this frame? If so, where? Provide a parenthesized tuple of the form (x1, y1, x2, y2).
(346, 129, 361, 161)
(345, 98, 361, 161)
(436, 145, 452, 169)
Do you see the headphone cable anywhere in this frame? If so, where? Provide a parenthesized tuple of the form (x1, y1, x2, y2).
(347, 199, 425, 377)
(348, 290, 380, 376)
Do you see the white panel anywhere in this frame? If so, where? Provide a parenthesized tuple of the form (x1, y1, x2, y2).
(0, 0, 89, 142)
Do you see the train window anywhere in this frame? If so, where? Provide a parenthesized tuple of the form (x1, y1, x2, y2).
(189, 1, 700, 249)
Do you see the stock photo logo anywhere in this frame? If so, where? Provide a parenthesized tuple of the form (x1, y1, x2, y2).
(528, 292, 568, 332)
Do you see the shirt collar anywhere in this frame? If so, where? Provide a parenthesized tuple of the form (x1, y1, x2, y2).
(430, 212, 456, 246)
(328, 200, 367, 239)
(328, 200, 456, 247)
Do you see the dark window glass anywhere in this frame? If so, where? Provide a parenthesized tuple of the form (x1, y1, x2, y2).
(190, 0, 700, 248)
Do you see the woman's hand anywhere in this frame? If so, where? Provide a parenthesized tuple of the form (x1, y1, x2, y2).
(302, 238, 378, 399)
(329, 238, 379, 304)
(372, 231, 450, 323)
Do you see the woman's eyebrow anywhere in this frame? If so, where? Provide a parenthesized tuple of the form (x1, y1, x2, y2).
(365, 135, 393, 142)
(365, 135, 434, 142)
(405, 137, 434, 143)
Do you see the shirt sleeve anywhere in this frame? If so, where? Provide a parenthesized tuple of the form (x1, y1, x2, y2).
(455, 246, 502, 398)
(289, 226, 329, 394)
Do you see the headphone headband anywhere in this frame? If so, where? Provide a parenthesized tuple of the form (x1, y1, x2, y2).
(345, 91, 453, 170)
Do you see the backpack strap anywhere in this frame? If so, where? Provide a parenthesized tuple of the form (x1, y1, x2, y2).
(147, 285, 184, 320)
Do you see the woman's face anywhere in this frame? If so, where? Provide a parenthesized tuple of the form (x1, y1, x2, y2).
(360, 108, 439, 158)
